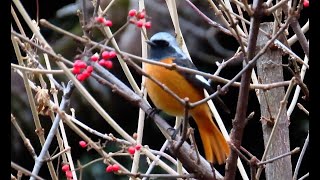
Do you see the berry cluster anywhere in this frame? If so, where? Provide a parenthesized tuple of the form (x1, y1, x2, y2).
(98, 51, 116, 69)
(95, 16, 113, 27)
(106, 164, 120, 173)
(127, 144, 142, 155)
(61, 164, 73, 180)
(128, 9, 151, 29)
(72, 50, 116, 82)
(72, 60, 93, 81)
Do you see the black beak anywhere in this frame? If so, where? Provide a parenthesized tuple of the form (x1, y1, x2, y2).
(146, 40, 156, 47)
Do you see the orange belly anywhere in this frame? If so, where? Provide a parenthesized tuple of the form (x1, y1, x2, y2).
(144, 58, 207, 116)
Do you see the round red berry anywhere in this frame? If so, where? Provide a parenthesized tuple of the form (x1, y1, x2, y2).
(86, 66, 93, 73)
(65, 171, 73, 178)
(98, 59, 106, 66)
(106, 165, 113, 172)
(128, 9, 137, 17)
(101, 51, 110, 60)
(90, 53, 99, 62)
(137, 11, 145, 19)
(74, 60, 87, 69)
(77, 74, 86, 81)
(82, 71, 91, 79)
(303, 0, 309, 7)
(104, 60, 113, 69)
(72, 67, 81, 74)
(109, 51, 117, 59)
(144, 21, 151, 29)
(62, 164, 70, 172)
(135, 144, 142, 151)
(128, 146, 135, 155)
(136, 20, 144, 28)
(95, 16, 105, 23)
(104, 20, 113, 27)
(112, 164, 120, 172)
(79, 140, 87, 148)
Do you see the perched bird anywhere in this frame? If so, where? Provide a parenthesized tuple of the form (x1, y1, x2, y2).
(144, 32, 230, 164)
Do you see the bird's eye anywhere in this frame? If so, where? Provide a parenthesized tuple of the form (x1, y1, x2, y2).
(153, 40, 169, 47)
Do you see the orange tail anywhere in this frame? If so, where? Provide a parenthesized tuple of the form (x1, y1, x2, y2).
(192, 109, 230, 164)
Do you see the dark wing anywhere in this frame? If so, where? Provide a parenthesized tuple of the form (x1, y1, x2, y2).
(173, 57, 214, 94)
(173, 58, 230, 114)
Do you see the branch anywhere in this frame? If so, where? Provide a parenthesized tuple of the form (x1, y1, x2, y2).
(11, 162, 45, 180)
(29, 81, 75, 180)
(225, 0, 264, 179)
(293, 132, 309, 180)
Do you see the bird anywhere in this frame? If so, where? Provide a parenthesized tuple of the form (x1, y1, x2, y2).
(143, 32, 230, 164)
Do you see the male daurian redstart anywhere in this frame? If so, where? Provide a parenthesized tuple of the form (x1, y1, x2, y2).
(144, 32, 230, 164)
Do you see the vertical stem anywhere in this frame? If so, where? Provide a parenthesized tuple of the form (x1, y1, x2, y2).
(255, 22, 293, 180)
(225, 0, 263, 179)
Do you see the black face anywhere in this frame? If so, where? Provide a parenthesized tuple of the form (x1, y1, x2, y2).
(148, 40, 180, 61)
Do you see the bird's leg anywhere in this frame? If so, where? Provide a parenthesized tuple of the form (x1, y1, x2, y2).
(188, 127, 201, 164)
(210, 163, 217, 180)
(175, 98, 191, 150)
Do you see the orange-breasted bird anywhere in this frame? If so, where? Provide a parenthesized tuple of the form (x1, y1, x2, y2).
(144, 32, 230, 164)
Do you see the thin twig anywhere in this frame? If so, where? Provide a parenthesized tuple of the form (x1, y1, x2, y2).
(11, 63, 69, 74)
(293, 133, 309, 180)
(11, 162, 45, 180)
(258, 147, 300, 165)
(297, 103, 309, 115)
(11, 114, 37, 160)
(121, 172, 196, 179)
(298, 172, 309, 180)
(185, 0, 233, 36)
(266, 0, 289, 14)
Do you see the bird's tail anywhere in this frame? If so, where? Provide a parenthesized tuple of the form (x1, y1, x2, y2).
(192, 109, 230, 164)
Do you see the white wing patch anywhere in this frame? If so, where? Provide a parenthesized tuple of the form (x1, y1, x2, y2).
(195, 75, 210, 86)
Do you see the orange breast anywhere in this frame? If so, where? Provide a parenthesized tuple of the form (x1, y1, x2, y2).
(143, 58, 207, 116)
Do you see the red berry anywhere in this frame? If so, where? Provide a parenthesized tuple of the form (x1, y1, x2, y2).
(136, 20, 144, 28)
(104, 60, 113, 69)
(98, 59, 105, 66)
(79, 140, 87, 148)
(72, 67, 81, 74)
(109, 51, 117, 58)
(74, 60, 87, 69)
(112, 164, 120, 172)
(95, 16, 105, 23)
(65, 171, 73, 178)
(90, 53, 99, 62)
(135, 144, 142, 151)
(86, 66, 93, 73)
(82, 71, 91, 79)
(62, 164, 70, 172)
(128, 146, 135, 155)
(144, 21, 151, 29)
(101, 51, 110, 60)
(128, 9, 137, 17)
(106, 165, 113, 172)
(303, 0, 309, 7)
(137, 11, 145, 19)
(104, 20, 113, 27)
(77, 74, 86, 81)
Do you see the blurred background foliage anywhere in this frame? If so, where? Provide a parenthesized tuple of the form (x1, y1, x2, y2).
(11, 0, 309, 179)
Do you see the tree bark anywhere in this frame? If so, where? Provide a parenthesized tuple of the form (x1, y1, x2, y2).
(256, 22, 292, 180)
